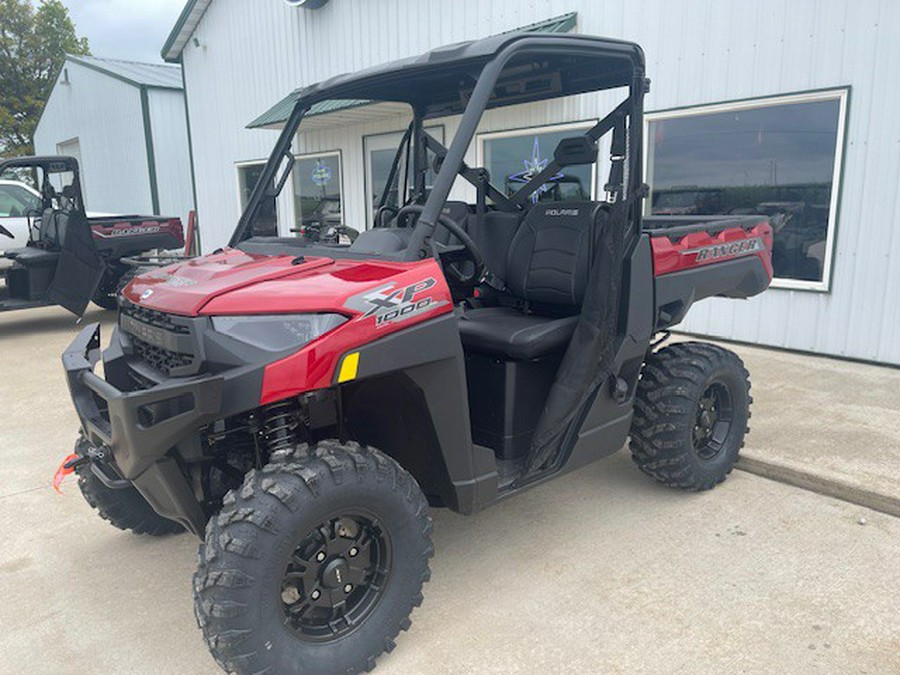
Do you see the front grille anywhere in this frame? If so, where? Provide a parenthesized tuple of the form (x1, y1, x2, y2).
(121, 301, 190, 335)
(131, 337, 195, 376)
(119, 300, 199, 376)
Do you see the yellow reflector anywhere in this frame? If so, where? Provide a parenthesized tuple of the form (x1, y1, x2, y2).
(338, 352, 360, 383)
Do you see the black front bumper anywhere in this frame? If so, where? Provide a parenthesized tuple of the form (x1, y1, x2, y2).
(64, 323, 224, 535)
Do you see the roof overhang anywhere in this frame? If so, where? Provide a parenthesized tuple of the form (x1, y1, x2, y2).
(246, 12, 582, 131)
(67, 55, 183, 90)
(162, 0, 212, 63)
(250, 100, 411, 132)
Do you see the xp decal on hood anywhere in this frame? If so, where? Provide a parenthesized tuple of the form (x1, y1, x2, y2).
(345, 277, 447, 328)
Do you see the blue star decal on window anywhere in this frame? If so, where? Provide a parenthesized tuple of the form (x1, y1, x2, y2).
(507, 137, 565, 203)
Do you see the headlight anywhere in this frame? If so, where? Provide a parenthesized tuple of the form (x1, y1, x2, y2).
(210, 313, 347, 352)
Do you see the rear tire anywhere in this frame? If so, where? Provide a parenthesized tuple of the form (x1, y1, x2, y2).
(75, 438, 184, 535)
(193, 440, 433, 675)
(629, 341, 751, 491)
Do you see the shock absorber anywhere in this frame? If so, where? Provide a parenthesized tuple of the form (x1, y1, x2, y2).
(261, 399, 302, 457)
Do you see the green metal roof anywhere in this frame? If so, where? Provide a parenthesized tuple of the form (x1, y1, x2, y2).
(246, 12, 578, 130)
(248, 97, 371, 130)
(68, 55, 183, 90)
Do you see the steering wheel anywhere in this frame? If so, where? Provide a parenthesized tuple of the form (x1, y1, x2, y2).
(396, 204, 485, 286)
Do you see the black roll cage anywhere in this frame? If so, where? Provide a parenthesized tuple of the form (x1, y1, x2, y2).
(230, 34, 647, 254)
(0, 155, 87, 217)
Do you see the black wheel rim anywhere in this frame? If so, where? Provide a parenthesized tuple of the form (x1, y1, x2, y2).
(692, 381, 734, 461)
(281, 513, 391, 642)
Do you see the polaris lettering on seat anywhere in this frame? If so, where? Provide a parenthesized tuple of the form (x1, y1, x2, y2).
(544, 208, 580, 216)
(345, 277, 447, 328)
(681, 237, 765, 264)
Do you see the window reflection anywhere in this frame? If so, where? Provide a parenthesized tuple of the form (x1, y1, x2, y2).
(648, 95, 843, 283)
(293, 153, 343, 236)
(482, 126, 595, 204)
(238, 163, 277, 236)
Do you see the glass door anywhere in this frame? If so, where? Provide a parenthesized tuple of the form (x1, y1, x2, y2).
(364, 127, 443, 228)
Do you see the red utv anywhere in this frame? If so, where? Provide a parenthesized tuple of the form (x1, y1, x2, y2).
(0, 156, 184, 315)
(62, 33, 772, 674)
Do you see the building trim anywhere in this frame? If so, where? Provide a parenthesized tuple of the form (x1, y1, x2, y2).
(162, 0, 213, 63)
(139, 86, 161, 215)
(179, 60, 201, 251)
(643, 87, 850, 293)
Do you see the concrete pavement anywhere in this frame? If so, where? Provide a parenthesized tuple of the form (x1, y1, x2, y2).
(671, 334, 900, 517)
(1, 306, 899, 674)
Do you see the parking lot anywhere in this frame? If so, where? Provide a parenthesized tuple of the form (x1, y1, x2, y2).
(2, 306, 899, 674)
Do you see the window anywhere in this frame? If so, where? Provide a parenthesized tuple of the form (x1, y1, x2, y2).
(364, 126, 444, 227)
(0, 184, 41, 217)
(646, 90, 848, 290)
(236, 162, 278, 236)
(57, 138, 84, 195)
(292, 151, 343, 234)
(478, 122, 597, 204)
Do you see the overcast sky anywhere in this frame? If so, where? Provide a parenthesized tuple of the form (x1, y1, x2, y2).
(67, 0, 186, 64)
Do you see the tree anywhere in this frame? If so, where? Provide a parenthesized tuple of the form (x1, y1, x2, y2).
(0, 0, 89, 158)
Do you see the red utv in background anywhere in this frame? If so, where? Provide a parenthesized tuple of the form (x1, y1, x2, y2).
(0, 155, 184, 314)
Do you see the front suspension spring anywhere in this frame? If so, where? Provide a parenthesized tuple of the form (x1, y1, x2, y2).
(262, 399, 301, 456)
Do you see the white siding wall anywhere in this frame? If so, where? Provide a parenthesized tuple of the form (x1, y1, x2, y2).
(34, 62, 153, 214)
(181, 0, 900, 365)
(147, 88, 195, 219)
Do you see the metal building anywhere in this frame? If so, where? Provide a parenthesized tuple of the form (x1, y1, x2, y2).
(34, 55, 194, 220)
(162, 0, 900, 365)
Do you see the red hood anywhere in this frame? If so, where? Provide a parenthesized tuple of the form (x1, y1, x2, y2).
(123, 248, 433, 316)
(123, 248, 455, 404)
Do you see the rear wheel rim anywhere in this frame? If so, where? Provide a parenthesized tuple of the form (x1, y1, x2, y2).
(692, 381, 734, 461)
(281, 513, 391, 642)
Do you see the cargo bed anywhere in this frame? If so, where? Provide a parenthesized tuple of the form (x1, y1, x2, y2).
(646, 215, 774, 329)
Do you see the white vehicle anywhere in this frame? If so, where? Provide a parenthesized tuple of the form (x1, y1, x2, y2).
(0, 179, 43, 264)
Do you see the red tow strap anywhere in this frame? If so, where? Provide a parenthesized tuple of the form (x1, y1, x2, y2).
(53, 453, 80, 494)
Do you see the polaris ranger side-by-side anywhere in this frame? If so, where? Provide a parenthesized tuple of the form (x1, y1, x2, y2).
(0, 156, 184, 315)
(62, 34, 773, 674)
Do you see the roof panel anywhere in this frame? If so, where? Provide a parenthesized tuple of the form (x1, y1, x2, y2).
(68, 55, 183, 89)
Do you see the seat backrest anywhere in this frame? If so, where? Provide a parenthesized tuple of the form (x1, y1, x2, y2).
(39, 208, 54, 242)
(466, 210, 522, 283)
(39, 209, 69, 248)
(433, 201, 471, 246)
(505, 201, 607, 309)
